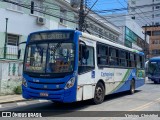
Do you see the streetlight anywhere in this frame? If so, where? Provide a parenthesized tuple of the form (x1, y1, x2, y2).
(4, 18, 8, 59)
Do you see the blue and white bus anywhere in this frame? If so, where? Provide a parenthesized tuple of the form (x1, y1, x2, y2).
(147, 56, 160, 84)
(20, 29, 145, 104)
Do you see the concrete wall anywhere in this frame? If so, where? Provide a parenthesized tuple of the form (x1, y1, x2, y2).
(0, 61, 22, 94)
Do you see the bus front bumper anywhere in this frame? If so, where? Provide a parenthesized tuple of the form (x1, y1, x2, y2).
(22, 86, 76, 103)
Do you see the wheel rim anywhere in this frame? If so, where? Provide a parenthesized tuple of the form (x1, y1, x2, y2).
(95, 86, 104, 102)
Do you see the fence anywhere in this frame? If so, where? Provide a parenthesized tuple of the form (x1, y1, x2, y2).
(0, 47, 25, 60)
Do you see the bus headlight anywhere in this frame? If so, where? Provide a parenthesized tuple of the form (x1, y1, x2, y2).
(22, 78, 27, 87)
(65, 77, 75, 89)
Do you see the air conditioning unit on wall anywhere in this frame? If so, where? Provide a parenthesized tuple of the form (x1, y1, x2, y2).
(37, 17, 46, 25)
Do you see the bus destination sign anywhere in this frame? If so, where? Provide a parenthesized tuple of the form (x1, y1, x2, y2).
(30, 32, 73, 41)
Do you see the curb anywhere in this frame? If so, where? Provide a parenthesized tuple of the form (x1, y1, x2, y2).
(0, 99, 33, 105)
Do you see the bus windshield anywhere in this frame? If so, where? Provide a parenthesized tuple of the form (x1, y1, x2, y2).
(24, 42, 75, 74)
(148, 61, 160, 75)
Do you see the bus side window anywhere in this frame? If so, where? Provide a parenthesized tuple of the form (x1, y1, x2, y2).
(129, 53, 136, 67)
(140, 56, 144, 68)
(136, 55, 141, 68)
(126, 52, 129, 67)
(97, 44, 108, 66)
(119, 50, 127, 67)
(109, 48, 119, 66)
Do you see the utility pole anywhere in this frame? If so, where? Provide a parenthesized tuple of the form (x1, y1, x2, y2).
(4, 18, 8, 59)
(79, 0, 85, 31)
(144, 25, 147, 61)
(71, 0, 98, 31)
(142, 24, 148, 61)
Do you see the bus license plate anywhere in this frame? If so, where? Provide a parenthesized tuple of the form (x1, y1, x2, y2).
(40, 93, 48, 97)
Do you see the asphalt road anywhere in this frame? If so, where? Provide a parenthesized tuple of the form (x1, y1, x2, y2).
(0, 80, 160, 120)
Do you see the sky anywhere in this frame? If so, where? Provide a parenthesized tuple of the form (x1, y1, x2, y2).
(88, 0, 128, 15)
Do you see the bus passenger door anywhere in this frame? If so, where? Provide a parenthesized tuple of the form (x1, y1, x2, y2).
(77, 43, 95, 100)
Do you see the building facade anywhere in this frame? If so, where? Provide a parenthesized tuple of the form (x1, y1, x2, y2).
(128, 0, 160, 26)
(0, 0, 121, 94)
(143, 26, 160, 58)
(0, 0, 77, 94)
(105, 14, 149, 52)
(85, 11, 121, 44)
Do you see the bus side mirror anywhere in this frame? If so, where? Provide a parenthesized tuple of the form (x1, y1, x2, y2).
(18, 49, 21, 59)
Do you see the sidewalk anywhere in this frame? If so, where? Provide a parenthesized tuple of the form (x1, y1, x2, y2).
(0, 95, 27, 104)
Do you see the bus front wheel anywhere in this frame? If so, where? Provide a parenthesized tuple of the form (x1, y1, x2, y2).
(93, 82, 105, 104)
(130, 80, 135, 94)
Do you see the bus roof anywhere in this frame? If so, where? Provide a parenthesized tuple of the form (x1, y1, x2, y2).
(149, 56, 160, 61)
(28, 29, 143, 55)
(82, 32, 143, 55)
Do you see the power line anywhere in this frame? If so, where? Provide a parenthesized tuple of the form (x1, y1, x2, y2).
(104, 9, 160, 19)
(1, 0, 77, 23)
(85, 0, 99, 16)
(79, 0, 99, 31)
(93, 2, 160, 13)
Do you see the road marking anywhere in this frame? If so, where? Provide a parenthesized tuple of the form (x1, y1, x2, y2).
(99, 117, 113, 120)
(17, 102, 27, 106)
(137, 98, 160, 111)
(129, 97, 160, 111)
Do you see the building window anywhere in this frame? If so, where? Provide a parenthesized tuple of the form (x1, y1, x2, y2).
(8, 0, 22, 11)
(155, 22, 160, 25)
(152, 14, 154, 18)
(59, 8, 67, 25)
(155, 14, 160, 17)
(7, 34, 19, 46)
(146, 31, 151, 36)
(152, 40, 159, 44)
(152, 49, 160, 55)
(155, 6, 160, 9)
(153, 31, 160, 36)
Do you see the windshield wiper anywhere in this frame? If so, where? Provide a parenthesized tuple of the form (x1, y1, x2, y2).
(52, 42, 62, 54)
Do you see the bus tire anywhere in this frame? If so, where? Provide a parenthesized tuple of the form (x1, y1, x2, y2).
(154, 81, 158, 84)
(51, 101, 62, 105)
(130, 80, 135, 94)
(93, 82, 105, 104)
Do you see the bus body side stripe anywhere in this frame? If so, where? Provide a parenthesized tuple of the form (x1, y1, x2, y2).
(110, 69, 130, 94)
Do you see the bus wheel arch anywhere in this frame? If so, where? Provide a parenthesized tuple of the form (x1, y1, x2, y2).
(93, 80, 105, 104)
(130, 78, 135, 94)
